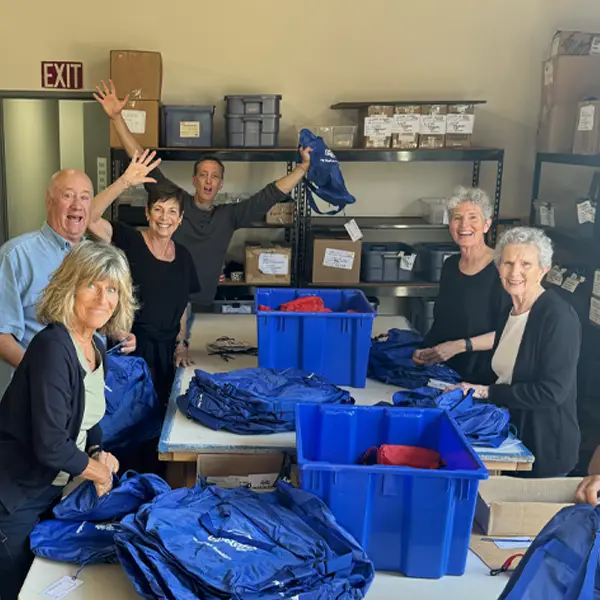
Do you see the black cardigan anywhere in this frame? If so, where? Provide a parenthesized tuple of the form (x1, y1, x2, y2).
(488, 290, 581, 478)
(0, 323, 107, 513)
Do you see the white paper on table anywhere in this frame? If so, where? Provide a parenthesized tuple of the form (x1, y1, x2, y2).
(493, 537, 532, 550)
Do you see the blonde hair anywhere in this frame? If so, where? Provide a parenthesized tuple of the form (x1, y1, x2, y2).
(37, 240, 138, 336)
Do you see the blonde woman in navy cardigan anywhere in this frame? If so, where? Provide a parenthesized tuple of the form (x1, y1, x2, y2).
(0, 240, 137, 600)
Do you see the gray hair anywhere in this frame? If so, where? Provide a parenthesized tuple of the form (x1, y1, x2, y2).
(445, 186, 493, 221)
(494, 226, 553, 270)
(38, 240, 138, 336)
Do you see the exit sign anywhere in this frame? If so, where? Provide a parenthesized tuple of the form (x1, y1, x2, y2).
(41, 61, 83, 89)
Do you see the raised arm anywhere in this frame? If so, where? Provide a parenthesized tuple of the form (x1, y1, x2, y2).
(87, 150, 161, 242)
(94, 79, 144, 158)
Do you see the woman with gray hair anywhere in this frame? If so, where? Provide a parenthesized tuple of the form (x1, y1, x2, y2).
(0, 240, 137, 599)
(413, 186, 509, 382)
(457, 226, 581, 478)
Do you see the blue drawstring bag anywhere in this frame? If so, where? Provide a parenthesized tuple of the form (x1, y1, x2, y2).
(100, 354, 162, 453)
(53, 471, 170, 522)
(499, 504, 600, 599)
(298, 128, 356, 215)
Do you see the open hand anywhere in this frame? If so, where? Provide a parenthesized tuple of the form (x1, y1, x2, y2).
(121, 150, 161, 188)
(174, 344, 194, 368)
(94, 79, 129, 120)
(415, 340, 464, 365)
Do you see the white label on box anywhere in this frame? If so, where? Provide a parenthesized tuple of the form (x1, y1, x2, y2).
(222, 304, 252, 314)
(392, 113, 420, 134)
(494, 538, 532, 550)
(592, 36, 600, 55)
(593, 270, 600, 297)
(447, 114, 475, 135)
(258, 253, 289, 276)
(546, 265, 566, 286)
(577, 105, 595, 132)
(419, 114, 447, 135)
(590, 296, 600, 326)
(180, 121, 201, 138)
(561, 274, 582, 293)
(427, 378, 453, 391)
(577, 199, 596, 223)
(364, 116, 393, 137)
(43, 576, 83, 599)
(544, 61, 554, 86)
(344, 219, 363, 242)
(122, 109, 147, 134)
(539, 204, 556, 227)
(323, 248, 355, 270)
(399, 252, 416, 271)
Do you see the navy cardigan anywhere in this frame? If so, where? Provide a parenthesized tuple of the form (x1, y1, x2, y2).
(0, 323, 107, 513)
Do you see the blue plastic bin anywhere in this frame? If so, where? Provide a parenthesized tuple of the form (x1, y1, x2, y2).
(296, 404, 488, 578)
(255, 288, 376, 388)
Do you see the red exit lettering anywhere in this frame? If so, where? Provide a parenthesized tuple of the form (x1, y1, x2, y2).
(41, 62, 83, 90)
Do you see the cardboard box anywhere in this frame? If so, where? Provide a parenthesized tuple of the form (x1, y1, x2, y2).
(537, 103, 579, 153)
(110, 100, 159, 148)
(312, 237, 362, 284)
(573, 99, 600, 154)
(475, 476, 583, 537)
(391, 105, 420, 149)
(551, 31, 600, 57)
(196, 453, 285, 491)
(419, 104, 447, 149)
(446, 104, 475, 148)
(245, 244, 291, 285)
(541, 56, 600, 107)
(110, 50, 163, 101)
(266, 202, 294, 226)
(358, 105, 394, 148)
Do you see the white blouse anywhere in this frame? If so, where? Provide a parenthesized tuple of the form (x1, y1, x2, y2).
(491, 311, 531, 385)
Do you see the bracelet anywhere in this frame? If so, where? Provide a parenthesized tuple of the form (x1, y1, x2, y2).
(175, 339, 189, 348)
(87, 445, 102, 458)
(464, 338, 473, 353)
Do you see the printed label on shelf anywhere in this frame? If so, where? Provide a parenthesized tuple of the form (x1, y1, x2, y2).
(561, 274, 582, 293)
(590, 296, 600, 326)
(546, 265, 566, 286)
(592, 36, 600, 55)
(544, 61, 554, 86)
(593, 270, 600, 297)
(427, 378, 453, 391)
(122, 109, 147, 134)
(180, 121, 201, 138)
(258, 253, 289, 276)
(398, 252, 416, 271)
(419, 114, 447, 135)
(392, 113, 420, 134)
(446, 114, 475, 134)
(43, 576, 83, 599)
(206, 473, 279, 490)
(344, 219, 363, 242)
(323, 248, 355, 270)
(577, 105, 595, 132)
(364, 116, 393, 137)
(577, 199, 596, 224)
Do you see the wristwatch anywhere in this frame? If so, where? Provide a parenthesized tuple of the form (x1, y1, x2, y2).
(464, 338, 473, 353)
(175, 339, 189, 349)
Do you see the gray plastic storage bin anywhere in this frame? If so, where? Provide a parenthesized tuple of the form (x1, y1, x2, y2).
(409, 297, 435, 335)
(361, 243, 417, 283)
(414, 243, 460, 282)
(161, 105, 215, 147)
(225, 115, 280, 147)
(211, 299, 254, 314)
(225, 95, 282, 115)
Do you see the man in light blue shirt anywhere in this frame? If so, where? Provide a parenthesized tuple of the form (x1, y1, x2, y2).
(0, 168, 142, 396)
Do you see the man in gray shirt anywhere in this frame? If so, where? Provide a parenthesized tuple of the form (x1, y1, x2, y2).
(95, 80, 311, 306)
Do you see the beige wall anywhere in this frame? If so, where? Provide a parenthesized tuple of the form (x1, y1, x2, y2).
(2, 0, 600, 223)
(58, 100, 85, 171)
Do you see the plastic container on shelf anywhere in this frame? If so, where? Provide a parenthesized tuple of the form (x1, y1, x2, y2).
(225, 114, 280, 147)
(408, 297, 435, 335)
(361, 242, 418, 283)
(255, 288, 376, 388)
(161, 105, 215, 147)
(420, 198, 449, 225)
(413, 242, 460, 282)
(211, 299, 254, 314)
(224, 94, 282, 116)
(296, 404, 488, 578)
(331, 125, 357, 148)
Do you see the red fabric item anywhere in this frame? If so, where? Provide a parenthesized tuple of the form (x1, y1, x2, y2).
(361, 445, 445, 469)
(280, 296, 328, 313)
(257, 305, 272, 311)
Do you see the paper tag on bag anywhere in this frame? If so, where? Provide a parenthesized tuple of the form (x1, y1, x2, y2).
(427, 379, 453, 391)
(42, 576, 84, 599)
(590, 296, 600, 326)
(546, 265, 566, 286)
(122, 109, 147, 134)
(562, 274, 583, 293)
(577, 105, 595, 132)
(593, 270, 600, 297)
(577, 199, 596, 224)
(323, 248, 355, 270)
(344, 219, 363, 242)
(399, 252, 416, 271)
(258, 253, 289, 276)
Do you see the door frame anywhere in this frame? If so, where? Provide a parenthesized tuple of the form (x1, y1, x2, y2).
(0, 90, 95, 244)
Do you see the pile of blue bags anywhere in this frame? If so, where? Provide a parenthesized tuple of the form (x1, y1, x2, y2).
(177, 367, 353, 434)
(115, 481, 374, 599)
(30, 471, 170, 565)
(368, 329, 461, 389)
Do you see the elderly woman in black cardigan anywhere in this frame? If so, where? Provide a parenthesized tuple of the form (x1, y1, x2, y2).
(456, 227, 581, 478)
(0, 240, 137, 600)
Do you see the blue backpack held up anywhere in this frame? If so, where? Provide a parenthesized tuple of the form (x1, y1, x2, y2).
(298, 128, 356, 215)
(100, 354, 162, 453)
(499, 504, 600, 599)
